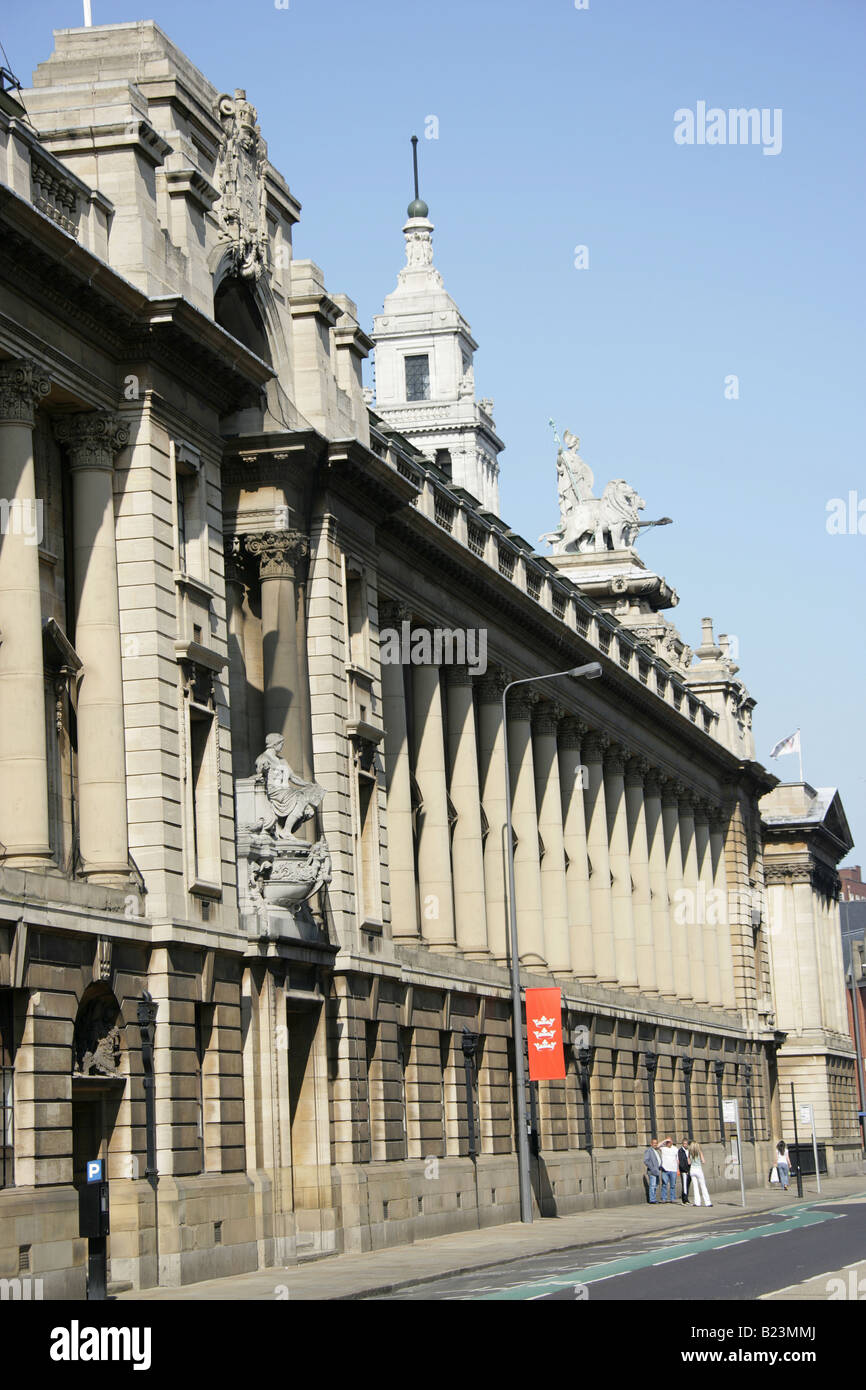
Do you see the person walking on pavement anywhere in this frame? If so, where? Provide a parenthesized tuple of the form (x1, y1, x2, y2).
(659, 1137, 679, 1203)
(775, 1140, 791, 1191)
(644, 1138, 661, 1203)
(677, 1138, 692, 1204)
(688, 1140, 713, 1207)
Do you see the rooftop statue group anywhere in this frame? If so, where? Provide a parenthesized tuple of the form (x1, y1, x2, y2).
(540, 426, 646, 554)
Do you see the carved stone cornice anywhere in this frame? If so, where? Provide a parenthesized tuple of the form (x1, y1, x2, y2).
(559, 716, 589, 750)
(54, 412, 129, 470)
(244, 529, 309, 580)
(476, 666, 509, 704)
(0, 358, 51, 426)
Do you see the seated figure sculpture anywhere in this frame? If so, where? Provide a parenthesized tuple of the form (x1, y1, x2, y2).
(253, 733, 324, 840)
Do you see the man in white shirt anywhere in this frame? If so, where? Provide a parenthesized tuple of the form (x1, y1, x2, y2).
(659, 1137, 679, 1203)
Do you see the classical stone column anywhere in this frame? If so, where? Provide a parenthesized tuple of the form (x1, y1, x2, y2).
(476, 667, 509, 963)
(661, 778, 692, 1001)
(624, 757, 658, 996)
(0, 359, 52, 866)
(582, 732, 616, 984)
(379, 600, 419, 942)
(506, 690, 546, 968)
(446, 666, 489, 958)
(531, 702, 570, 976)
(644, 772, 676, 996)
(678, 792, 708, 1004)
(694, 801, 721, 1006)
(558, 717, 595, 980)
(55, 411, 130, 882)
(411, 659, 456, 950)
(245, 530, 310, 777)
(604, 743, 638, 990)
(224, 538, 251, 779)
(710, 810, 737, 1008)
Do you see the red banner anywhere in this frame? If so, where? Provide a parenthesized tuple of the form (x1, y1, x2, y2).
(525, 987, 566, 1080)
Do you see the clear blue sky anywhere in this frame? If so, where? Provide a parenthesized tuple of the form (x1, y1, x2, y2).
(5, 0, 865, 863)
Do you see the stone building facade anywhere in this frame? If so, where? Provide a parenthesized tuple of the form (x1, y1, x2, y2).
(0, 21, 860, 1297)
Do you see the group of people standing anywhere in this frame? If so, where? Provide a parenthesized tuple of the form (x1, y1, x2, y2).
(643, 1137, 713, 1206)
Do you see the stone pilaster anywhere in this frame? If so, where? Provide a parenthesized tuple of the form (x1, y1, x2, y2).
(624, 757, 658, 995)
(710, 809, 737, 1008)
(694, 800, 721, 1006)
(678, 792, 707, 1004)
(379, 600, 419, 942)
(558, 718, 595, 980)
(604, 743, 638, 990)
(582, 732, 616, 984)
(0, 358, 52, 866)
(411, 659, 457, 950)
(445, 666, 489, 957)
(506, 690, 546, 968)
(644, 772, 675, 996)
(531, 702, 570, 976)
(55, 411, 131, 883)
(476, 667, 509, 963)
(661, 778, 692, 1001)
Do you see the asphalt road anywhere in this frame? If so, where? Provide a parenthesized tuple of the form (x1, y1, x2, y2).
(366, 1197, 866, 1301)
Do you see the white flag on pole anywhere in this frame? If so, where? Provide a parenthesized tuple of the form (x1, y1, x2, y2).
(769, 729, 800, 759)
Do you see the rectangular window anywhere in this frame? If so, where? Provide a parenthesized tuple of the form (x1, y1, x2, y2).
(398, 1026, 413, 1157)
(405, 354, 430, 402)
(172, 442, 206, 580)
(188, 705, 221, 889)
(345, 567, 367, 667)
(1, 991, 15, 1189)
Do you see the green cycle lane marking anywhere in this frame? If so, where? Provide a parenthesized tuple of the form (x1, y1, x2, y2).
(479, 1206, 843, 1301)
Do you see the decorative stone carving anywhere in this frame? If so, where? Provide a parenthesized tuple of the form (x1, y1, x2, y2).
(54, 412, 129, 469)
(244, 529, 309, 580)
(0, 358, 51, 426)
(253, 734, 325, 841)
(73, 993, 123, 1078)
(476, 666, 510, 704)
(558, 716, 589, 750)
(237, 735, 331, 933)
(215, 89, 270, 281)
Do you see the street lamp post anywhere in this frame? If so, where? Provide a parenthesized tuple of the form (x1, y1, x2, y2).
(502, 661, 602, 1224)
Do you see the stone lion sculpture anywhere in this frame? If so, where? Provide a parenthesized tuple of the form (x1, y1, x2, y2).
(565, 480, 646, 553)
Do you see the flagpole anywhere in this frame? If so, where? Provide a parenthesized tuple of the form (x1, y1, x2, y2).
(798, 730, 804, 784)
(83, 1, 93, 26)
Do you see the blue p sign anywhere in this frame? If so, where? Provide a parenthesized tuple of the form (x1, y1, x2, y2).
(86, 1159, 104, 1184)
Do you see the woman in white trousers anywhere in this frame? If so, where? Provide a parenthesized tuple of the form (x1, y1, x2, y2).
(688, 1141, 713, 1206)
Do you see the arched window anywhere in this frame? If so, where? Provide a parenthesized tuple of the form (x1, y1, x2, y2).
(214, 279, 272, 365)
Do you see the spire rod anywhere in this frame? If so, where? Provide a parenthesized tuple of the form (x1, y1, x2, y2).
(411, 134, 420, 200)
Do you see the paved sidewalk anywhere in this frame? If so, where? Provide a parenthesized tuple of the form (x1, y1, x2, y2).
(116, 1172, 866, 1301)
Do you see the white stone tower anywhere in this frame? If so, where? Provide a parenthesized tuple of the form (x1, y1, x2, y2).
(371, 140, 504, 514)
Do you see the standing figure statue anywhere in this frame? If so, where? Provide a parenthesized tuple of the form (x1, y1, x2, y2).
(254, 733, 325, 840)
(542, 424, 597, 552)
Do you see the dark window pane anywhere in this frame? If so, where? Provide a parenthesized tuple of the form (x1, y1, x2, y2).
(405, 354, 430, 401)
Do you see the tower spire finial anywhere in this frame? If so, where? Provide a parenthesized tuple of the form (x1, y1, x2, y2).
(407, 134, 429, 219)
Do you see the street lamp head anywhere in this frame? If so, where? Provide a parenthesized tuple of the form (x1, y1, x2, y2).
(569, 662, 602, 681)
